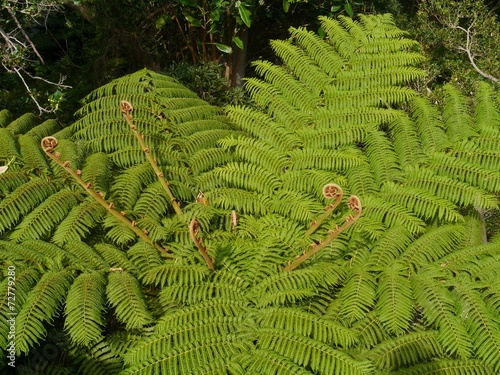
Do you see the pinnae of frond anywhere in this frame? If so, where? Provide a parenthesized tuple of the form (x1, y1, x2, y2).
(189, 218, 215, 270)
(284, 189, 362, 272)
(120, 100, 183, 216)
(40, 136, 168, 255)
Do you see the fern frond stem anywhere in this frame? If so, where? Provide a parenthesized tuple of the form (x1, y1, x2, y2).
(305, 183, 344, 237)
(40, 136, 168, 255)
(284, 195, 362, 272)
(120, 100, 183, 216)
(189, 218, 215, 270)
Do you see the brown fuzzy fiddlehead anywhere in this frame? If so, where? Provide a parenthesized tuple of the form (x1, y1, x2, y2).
(284, 191, 362, 272)
(120, 100, 183, 216)
(40, 136, 169, 256)
(41, 136, 58, 153)
(305, 183, 344, 237)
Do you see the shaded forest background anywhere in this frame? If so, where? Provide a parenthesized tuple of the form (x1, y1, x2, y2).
(2, 0, 500, 118)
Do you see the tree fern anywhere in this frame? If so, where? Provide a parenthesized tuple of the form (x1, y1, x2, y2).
(0, 12, 500, 375)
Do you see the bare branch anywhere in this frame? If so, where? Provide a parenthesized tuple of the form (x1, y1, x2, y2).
(23, 70, 72, 89)
(10, 67, 50, 115)
(6, 7, 45, 64)
(450, 15, 499, 84)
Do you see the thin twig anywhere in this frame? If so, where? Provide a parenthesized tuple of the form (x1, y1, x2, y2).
(452, 16, 499, 83)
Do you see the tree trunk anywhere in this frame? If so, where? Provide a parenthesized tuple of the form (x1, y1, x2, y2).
(230, 27, 249, 87)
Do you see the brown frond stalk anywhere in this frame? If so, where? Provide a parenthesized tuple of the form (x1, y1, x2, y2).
(189, 218, 215, 270)
(120, 100, 183, 215)
(41, 136, 169, 256)
(305, 183, 344, 237)
(284, 195, 362, 272)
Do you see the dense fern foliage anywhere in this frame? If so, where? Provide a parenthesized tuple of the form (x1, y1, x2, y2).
(1, 13, 500, 375)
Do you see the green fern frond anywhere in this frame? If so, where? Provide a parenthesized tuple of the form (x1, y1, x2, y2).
(256, 307, 358, 348)
(283, 169, 347, 200)
(197, 162, 280, 195)
(52, 199, 107, 246)
(5, 113, 40, 134)
(0, 267, 39, 349)
(271, 190, 324, 223)
(127, 242, 164, 272)
(121, 334, 247, 375)
(453, 277, 500, 369)
(236, 349, 313, 375)
(183, 129, 243, 155)
(400, 224, 465, 268)
(439, 242, 500, 271)
(381, 182, 463, 222)
(103, 216, 137, 246)
(0, 240, 53, 263)
(389, 113, 425, 168)
(0, 179, 58, 234)
(429, 152, 500, 192)
(452, 140, 500, 171)
(352, 313, 390, 348)
(252, 59, 318, 110)
(95, 243, 138, 273)
(219, 135, 289, 175)
(225, 105, 301, 151)
(346, 163, 377, 197)
(0, 171, 30, 197)
(110, 163, 155, 210)
(393, 359, 494, 375)
(15, 270, 73, 354)
(412, 270, 473, 358)
(154, 298, 248, 334)
(0, 128, 21, 165)
(9, 190, 80, 242)
(133, 181, 171, 220)
(290, 26, 344, 77)
(0, 109, 13, 127)
(337, 268, 377, 324)
(188, 147, 233, 175)
(298, 124, 372, 149)
(362, 196, 426, 234)
(25, 119, 61, 140)
(244, 77, 311, 128)
(290, 147, 365, 171)
(257, 328, 373, 375)
(106, 270, 153, 330)
(368, 226, 414, 267)
(442, 84, 476, 142)
(19, 134, 51, 173)
(474, 82, 500, 134)
(69, 339, 123, 375)
(204, 187, 271, 215)
(369, 331, 442, 371)
(375, 264, 413, 335)
(65, 271, 106, 346)
(404, 167, 498, 210)
(270, 39, 332, 95)
(81, 152, 112, 194)
(64, 241, 108, 270)
(141, 263, 209, 287)
(160, 270, 248, 306)
(124, 316, 242, 366)
(410, 97, 450, 153)
(365, 130, 402, 186)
